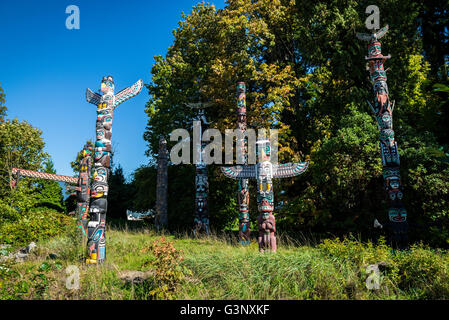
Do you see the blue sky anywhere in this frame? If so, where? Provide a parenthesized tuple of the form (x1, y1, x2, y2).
(0, 0, 225, 179)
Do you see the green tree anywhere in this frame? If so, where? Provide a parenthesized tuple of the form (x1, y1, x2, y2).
(0, 82, 7, 122)
(0, 118, 49, 211)
(107, 164, 132, 219)
(70, 140, 94, 175)
(142, 0, 449, 244)
(33, 159, 65, 212)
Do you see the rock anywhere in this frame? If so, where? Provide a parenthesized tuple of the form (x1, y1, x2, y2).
(14, 251, 29, 262)
(118, 270, 154, 284)
(0, 244, 11, 250)
(24, 242, 37, 254)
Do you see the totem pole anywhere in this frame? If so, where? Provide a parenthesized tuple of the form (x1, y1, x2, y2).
(236, 82, 250, 245)
(188, 102, 211, 235)
(68, 144, 93, 243)
(155, 136, 168, 230)
(356, 25, 409, 249)
(222, 137, 308, 252)
(85, 75, 142, 264)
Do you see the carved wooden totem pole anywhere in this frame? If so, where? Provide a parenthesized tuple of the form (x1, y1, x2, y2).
(67, 144, 93, 244)
(155, 136, 168, 230)
(357, 25, 409, 249)
(222, 137, 308, 253)
(236, 82, 250, 245)
(186, 102, 211, 235)
(85, 75, 142, 263)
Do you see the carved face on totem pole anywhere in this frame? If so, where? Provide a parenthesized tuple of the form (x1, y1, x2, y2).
(101, 76, 115, 95)
(82, 144, 93, 158)
(368, 42, 382, 57)
(389, 207, 407, 223)
(380, 128, 395, 148)
(378, 113, 392, 130)
(97, 109, 113, 130)
(383, 168, 403, 202)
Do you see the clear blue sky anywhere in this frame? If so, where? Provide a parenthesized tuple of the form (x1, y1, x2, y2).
(0, 0, 225, 179)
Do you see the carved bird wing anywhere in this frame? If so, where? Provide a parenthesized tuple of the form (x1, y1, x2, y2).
(113, 79, 143, 109)
(86, 88, 102, 106)
(356, 32, 373, 42)
(221, 166, 256, 179)
(376, 25, 389, 40)
(273, 162, 309, 178)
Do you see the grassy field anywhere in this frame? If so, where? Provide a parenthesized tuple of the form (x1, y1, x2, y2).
(1, 224, 449, 300)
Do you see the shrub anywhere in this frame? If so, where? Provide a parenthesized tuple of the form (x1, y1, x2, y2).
(395, 244, 449, 299)
(0, 208, 73, 246)
(0, 260, 61, 300)
(141, 237, 190, 299)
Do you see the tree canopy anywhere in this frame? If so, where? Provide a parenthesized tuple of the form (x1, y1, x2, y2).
(140, 0, 449, 244)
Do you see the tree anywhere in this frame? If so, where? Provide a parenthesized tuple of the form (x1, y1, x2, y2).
(34, 159, 65, 212)
(107, 164, 132, 219)
(142, 0, 449, 244)
(0, 118, 49, 199)
(0, 82, 7, 123)
(70, 140, 94, 175)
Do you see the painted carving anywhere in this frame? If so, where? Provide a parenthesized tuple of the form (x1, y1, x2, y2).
(85, 75, 142, 263)
(222, 133, 308, 253)
(357, 25, 409, 248)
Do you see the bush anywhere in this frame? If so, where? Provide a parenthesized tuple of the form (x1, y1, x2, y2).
(395, 244, 449, 299)
(141, 237, 190, 299)
(0, 208, 74, 247)
(0, 260, 62, 300)
(318, 237, 449, 299)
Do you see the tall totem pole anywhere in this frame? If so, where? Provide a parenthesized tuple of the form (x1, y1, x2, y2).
(85, 75, 142, 264)
(222, 137, 308, 253)
(236, 82, 250, 245)
(186, 102, 211, 235)
(68, 144, 93, 244)
(155, 136, 168, 230)
(356, 26, 409, 249)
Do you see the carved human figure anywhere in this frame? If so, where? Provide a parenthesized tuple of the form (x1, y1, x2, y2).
(257, 212, 276, 253)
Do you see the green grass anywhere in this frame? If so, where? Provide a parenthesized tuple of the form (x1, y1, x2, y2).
(1, 225, 449, 300)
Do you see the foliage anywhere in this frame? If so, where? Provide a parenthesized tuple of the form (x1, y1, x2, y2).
(137, 0, 449, 245)
(0, 118, 49, 198)
(107, 165, 133, 219)
(1, 228, 448, 300)
(0, 260, 62, 300)
(70, 140, 94, 175)
(319, 236, 449, 299)
(33, 159, 65, 212)
(141, 236, 189, 299)
(0, 82, 7, 123)
(0, 208, 73, 246)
